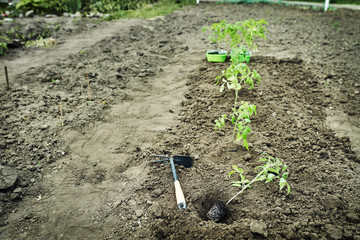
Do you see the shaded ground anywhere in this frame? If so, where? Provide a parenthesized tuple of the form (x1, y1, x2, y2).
(0, 3, 360, 240)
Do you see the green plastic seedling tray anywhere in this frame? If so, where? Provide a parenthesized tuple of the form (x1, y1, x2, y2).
(206, 50, 227, 62)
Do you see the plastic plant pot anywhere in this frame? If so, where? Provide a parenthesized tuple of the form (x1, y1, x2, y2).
(230, 51, 251, 63)
(240, 52, 251, 63)
(206, 50, 227, 62)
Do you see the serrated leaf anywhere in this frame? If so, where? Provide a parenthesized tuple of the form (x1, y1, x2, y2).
(265, 173, 275, 183)
(279, 178, 287, 190)
(243, 139, 249, 150)
(268, 168, 279, 175)
(242, 126, 251, 140)
(228, 171, 236, 178)
(256, 175, 266, 182)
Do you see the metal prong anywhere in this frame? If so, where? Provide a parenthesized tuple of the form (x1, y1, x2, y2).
(153, 155, 169, 158)
(152, 159, 170, 163)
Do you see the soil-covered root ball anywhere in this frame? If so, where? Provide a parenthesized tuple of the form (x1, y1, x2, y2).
(206, 200, 229, 222)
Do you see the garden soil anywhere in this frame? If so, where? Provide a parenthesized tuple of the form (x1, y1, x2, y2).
(1, 3, 360, 240)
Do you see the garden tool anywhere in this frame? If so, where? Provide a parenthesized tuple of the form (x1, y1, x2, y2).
(153, 155, 194, 210)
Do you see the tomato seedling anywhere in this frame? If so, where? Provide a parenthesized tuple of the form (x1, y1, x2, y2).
(216, 63, 260, 107)
(226, 153, 291, 205)
(214, 63, 260, 150)
(215, 102, 256, 150)
(202, 19, 268, 62)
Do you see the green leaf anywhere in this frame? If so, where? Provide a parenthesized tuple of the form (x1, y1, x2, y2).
(282, 172, 289, 180)
(279, 179, 291, 195)
(231, 115, 236, 124)
(231, 181, 242, 187)
(220, 117, 226, 126)
(256, 175, 266, 182)
(242, 126, 251, 140)
(215, 121, 222, 131)
(286, 182, 291, 194)
(268, 168, 279, 175)
(243, 139, 249, 150)
(265, 173, 275, 183)
(232, 165, 241, 173)
(228, 171, 236, 178)
(279, 178, 287, 191)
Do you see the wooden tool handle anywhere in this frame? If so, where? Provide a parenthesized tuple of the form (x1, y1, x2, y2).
(174, 180, 186, 210)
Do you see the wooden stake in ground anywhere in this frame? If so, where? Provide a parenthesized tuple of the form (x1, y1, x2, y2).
(87, 74, 92, 101)
(4, 66, 10, 90)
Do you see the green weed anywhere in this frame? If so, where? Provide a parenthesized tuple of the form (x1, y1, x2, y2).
(0, 36, 10, 56)
(25, 36, 56, 48)
(54, 24, 62, 31)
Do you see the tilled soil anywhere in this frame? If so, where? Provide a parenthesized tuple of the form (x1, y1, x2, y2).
(0, 3, 360, 240)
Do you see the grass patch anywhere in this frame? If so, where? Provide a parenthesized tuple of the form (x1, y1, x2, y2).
(215, 0, 360, 4)
(287, 0, 360, 4)
(104, 0, 194, 20)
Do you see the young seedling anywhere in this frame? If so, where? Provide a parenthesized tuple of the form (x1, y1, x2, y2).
(202, 19, 268, 50)
(202, 19, 268, 62)
(215, 63, 260, 107)
(214, 63, 260, 150)
(227, 153, 290, 205)
(215, 102, 256, 150)
(207, 154, 290, 222)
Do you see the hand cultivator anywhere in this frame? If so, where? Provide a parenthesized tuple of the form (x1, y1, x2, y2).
(153, 155, 194, 210)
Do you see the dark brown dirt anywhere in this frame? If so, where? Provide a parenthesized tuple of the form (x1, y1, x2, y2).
(0, 3, 360, 240)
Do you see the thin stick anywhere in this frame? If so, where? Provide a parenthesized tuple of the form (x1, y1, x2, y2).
(87, 74, 92, 101)
(4, 66, 10, 90)
(59, 103, 63, 127)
